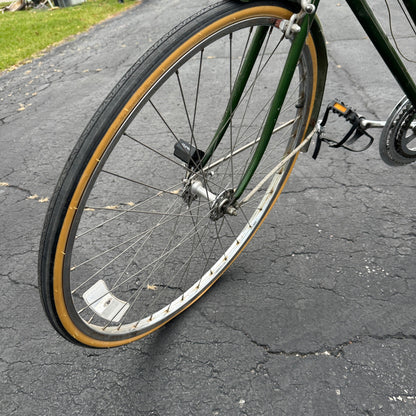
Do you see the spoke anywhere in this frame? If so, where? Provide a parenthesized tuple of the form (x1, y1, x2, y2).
(76, 181, 186, 238)
(193, 119, 296, 177)
(239, 97, 274, 183)
(200, 28, 286, 170)
(79, 202, 199, 322)
(149, 99, 183, 145)
(236, 27, 254, 81)
(130, 234, 207, 324)
(131, 208, 215, 323)
(123, 131, 224, 193)
(72, 232, 150, 271)
(239, 127, 316, 205)
(101, 169, 182, 196)
(187, 50, 220, 203)
(212, 215, 227, 254)
(73, 229, 152, 296)
(197, 215, 227, 287)
(68, 21, 312, 333)
(231, 72, 304, 154)
(207, 29, 285, 160)
(124, 131, 192, 172)
(78, 203, 188, 318)
(73, 195, 213, 270)
(223, 26, 256, 159)
(404, 132, 416, 146)
(199, 27, 286, 191)
(111, 197, 183, 292)
(187, 198, 213, 265)
(83, 206, 201, 218)
(235, 28, 287, 180)
(103, 208, 213, 298)
(102, 202, 188, 326)
(222, 214, 239, 241)
(191, 49, 204, 147)
(176, 70, 196, 144)
(233, 26, 274, 150)
(134, 201, 188, 296)
(72, 200, 209, 294)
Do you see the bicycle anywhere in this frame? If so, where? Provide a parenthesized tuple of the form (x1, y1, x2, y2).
(38, 0, 416, 348)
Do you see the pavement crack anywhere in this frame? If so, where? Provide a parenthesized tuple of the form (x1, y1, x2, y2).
(250, 332, 416, 359)
(207, 312, 362, 359)
(284, 185, 339, 194)
(368, 332, 416, 341)
(250, 338, 360, 358)
(7, 275, 38, 289)
(2, 271, 38, 289)
(0, 182, 49, 202)
(0, 182, 32, 197)
(306, 283, 345, 299)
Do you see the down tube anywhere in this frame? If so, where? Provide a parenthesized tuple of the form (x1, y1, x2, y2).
(345, 0, 416, 108)
(402, 0, 416, 26)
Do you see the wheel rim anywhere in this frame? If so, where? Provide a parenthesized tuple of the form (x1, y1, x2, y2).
(53, 8, 317, 345)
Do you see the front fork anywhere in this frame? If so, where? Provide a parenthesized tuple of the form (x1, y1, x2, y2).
(200, 0, 320, 208)
(233, 1, 319, 201)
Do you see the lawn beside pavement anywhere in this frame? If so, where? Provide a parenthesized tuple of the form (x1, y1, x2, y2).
(0, 0, 141, 72)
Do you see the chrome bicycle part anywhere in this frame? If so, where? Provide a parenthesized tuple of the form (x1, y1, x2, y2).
(379, 96, 416, 165)
(277, 0, 316, 38)
(301, 0, 316, 15)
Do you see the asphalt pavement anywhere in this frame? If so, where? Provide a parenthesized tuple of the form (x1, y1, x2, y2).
(1, 0, 415, 414)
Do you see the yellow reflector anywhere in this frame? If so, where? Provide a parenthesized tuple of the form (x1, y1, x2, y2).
(333, 102, 348, 113)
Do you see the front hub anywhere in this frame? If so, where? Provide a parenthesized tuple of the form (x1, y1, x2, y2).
(182, 179, 237, 221)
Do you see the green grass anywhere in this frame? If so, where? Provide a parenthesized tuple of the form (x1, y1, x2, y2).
(0, 0, 140, 72)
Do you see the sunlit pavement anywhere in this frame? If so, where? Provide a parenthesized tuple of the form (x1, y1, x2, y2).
(0, 0, 415, 414)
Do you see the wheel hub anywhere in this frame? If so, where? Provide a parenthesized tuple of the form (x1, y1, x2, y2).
(182, 179, 237, 221)
(209, 189, 236, 221)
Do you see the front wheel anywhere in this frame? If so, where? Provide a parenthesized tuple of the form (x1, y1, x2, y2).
(39, 0, 323, 347)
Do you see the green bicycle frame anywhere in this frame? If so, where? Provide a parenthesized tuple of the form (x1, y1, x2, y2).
(207, 0, 416, 203)
(233, 9, 316, 200)
(345, 0, 416, 108)
(232, 3, 320, 201)
(202, 1, 320, 202)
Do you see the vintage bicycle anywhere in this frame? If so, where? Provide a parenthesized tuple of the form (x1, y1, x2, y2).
(38, 0, 416, 347)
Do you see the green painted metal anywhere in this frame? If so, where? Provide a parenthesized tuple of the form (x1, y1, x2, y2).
(302, 14, 328, 143)
(201, 25, 269, 167)
(402, 0, 416, 25)
(209, 0, 416, 207)
(345, 0, 416, 108)
(232, 11, 316, 201)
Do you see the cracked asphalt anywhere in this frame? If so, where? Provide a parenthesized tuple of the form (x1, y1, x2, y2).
(0, 0, 415, 414)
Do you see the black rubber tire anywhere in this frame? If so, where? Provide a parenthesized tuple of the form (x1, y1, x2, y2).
(39, 0, 321, 347)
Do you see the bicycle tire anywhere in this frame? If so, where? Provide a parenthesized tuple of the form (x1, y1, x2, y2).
(39, 0, 323, 347)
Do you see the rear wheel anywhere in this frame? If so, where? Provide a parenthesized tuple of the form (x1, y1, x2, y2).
(39, 0, 321, 347)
